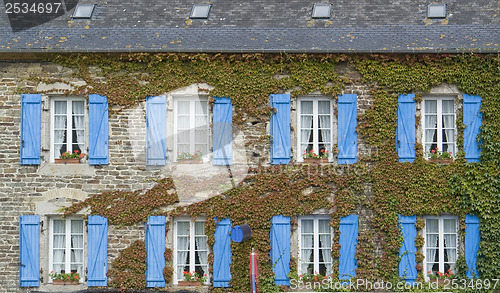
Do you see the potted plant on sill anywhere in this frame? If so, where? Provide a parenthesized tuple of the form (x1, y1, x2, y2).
(177, 151, 203, 164)
(302, 149, 329, 163)
(49, 271, 81, 285)
(177, 271, 207, 286)
(427, 148, 453, 164)
(55, 150, 86, 164)
(427, 269, 453, 285)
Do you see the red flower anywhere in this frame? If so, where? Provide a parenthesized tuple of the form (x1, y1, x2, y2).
(320, 149, 324, 152)
(67, 276, 70, 280)
(75, 275, 79, 279)
(427, 271, 431, 274)
(313, 154, 317, 157)
(431, 150, 435, 153)
(310, 150, 314, 153)
(74, 150, 79, 153)
(314, 276, 318, 281)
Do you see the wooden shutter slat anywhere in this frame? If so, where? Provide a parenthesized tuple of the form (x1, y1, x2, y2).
(89, 94, 109, 165)
(270, 215, 290, 285)
(339, 215, 358, 280)
(146, 96, 166, 165)
(338, 94, 357, 164)
(146, 216, 166, 287)
(19, 215, 40, 287)
(270, 94, 291, 165)
(88, 215, 108, 286)
(398, 215, 417, 283)
(20, 94, 41, 165)
(213, 97, 233, 165)
(465, 214, 480, 278)
(463, 94, 482, 162)
(213, 218, 232, 287)
(397, 94, 416, 162)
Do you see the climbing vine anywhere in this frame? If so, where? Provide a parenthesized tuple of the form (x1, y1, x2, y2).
(50, 52, 500, 291)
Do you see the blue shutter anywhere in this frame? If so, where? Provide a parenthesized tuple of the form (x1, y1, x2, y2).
(89, 94, 109, 165)
(213, 218, 232, 287)
(213, 97, 233, 165)
(396, 94, 416, 162)
(338, 94, 357, 164)
(20, 94, 41, 165)
(146, 96, 166, 165)
(270, 215, 290, 285)
(398, 215, 417, 283)
(88, 215, 108, 286)
(146, 216, 166, 287)
(19, 215, 40, 287)
(339, 215, 358, 280)
(463, 95, 482, 163)
(270, 94, 291, 164)
(465, 214, 480, 278)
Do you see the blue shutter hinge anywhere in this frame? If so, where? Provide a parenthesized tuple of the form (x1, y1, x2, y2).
(18, 262, 25, 267)
(21, 140, 24, 147)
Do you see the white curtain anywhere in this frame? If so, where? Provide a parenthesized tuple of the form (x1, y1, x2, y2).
(443, 219, 457, 264)
(442, 100, 455, 154)
(301, 220, 314, 274)
(300, 101, 313, 155)
(72, 101, 85, 153)
(52, 220, 66, 274)
(177, 222, 190, 278)
(426, 219, 439, 272)
(195, 222, 208, 276)
(318, 219, 332, 274)
(424, 101, 437, 154)
(54, 101, 67, 158)
(70, 220, 84, 274)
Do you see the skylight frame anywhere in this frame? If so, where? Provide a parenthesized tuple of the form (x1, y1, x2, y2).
(72, 4, 96, 19)
(312, 4, 331, 19)
(190, 4, 211, 19)
(427, 4, 447, 19)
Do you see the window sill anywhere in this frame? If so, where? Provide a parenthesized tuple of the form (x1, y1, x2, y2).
(428, 158, 454, 164)
(301, 158, 330, 164)
(37, 162, 96, 176)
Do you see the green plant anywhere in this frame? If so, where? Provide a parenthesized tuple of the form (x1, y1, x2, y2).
(427, 148, 453, 160)
(427, 269, 454, 279)
(178, 151, 203, 160)
(59, 150, 86, 159)
(49, 271, 80, 282)
(182, 271, 207, 283)
(303, 149, 329, 159)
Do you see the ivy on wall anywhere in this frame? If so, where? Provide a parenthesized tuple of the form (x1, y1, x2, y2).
(49, 53, 500, 291)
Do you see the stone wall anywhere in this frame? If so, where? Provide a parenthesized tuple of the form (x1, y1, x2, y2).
(0, 59, 377, 293)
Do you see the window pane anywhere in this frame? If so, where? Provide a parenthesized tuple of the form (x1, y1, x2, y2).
(72, 101, 85, 115)
(177, 222, 189, 236)
(301, 235, 314, 248)
(53, 220, 65, 233)
(301, 220, 313, 233)
(301, 116, 313, 129)
(425, 100, 437, 114)
(319, 234, 331, 248)
(195, 222, 205, 235)
(71, 220, 83, 233)
(195, 116, 207, 127)
(443, 219, 456, 233)
(318, 101, 330, 114)
(319, 129, 331, 143)
(301, 101, 313, 114)
(54, 101, 67, 114)
(318, 219, 330, 233)
(426, 219, 439, 233)
(318, 115, 330, 129)
(195, 130, 208, 144)
(426, 248, 439, 263)
(442, 100, 454, 114)
(195, 144, 208, 155)
(177, 101, 190, 114)
(425, 115, 437, 129)
(177, 131, 190, 144)
(177, 116, 190, 128)
(195, 100, 208, 115)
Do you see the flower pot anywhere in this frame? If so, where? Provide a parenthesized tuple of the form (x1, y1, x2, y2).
(177, 159, 203, 164)
(429, 158, 453, 164)
(178, 280, 203, 286)
(429, 278, 447, 285)
(55, 158, 81, 164)
(303, 158, 329, 164)
(52, 280, 80, 285)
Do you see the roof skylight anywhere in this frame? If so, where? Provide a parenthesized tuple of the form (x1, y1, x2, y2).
(72, 4, 95, 19)
(427, 4, 446, 18)
(312, 4, 331, 19)
(190, 4, 211, 19)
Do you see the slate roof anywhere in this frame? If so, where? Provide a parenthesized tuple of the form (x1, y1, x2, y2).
(0, 0, 499, 53)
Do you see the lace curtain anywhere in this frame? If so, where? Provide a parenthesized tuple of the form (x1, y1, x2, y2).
(176, 222, 190, 279)
(426, 219, 439, 272)
(442, 100, 455, 154)
(52, 220, 66, 274)
(72, 101, 85, 153)
(318, 219, 332, 274)
(195, 222, 208, 276)
(424, 100, 437, 154)
(300, 101, 313, 154)
(300, 220, 314, 274)
(70, 220, 84, 274)
(318, 101, 331, 153)
(54, 101, 67, 158)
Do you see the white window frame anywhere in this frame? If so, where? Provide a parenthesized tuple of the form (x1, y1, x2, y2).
(173, 217, 209, 285)
(298, 215, 333, 276)
(48, 217, 85, 283)
(173, 97, 210, 162)
(50, 97, 87, 162)
(296, 97, 334, 162)
(421, 97, 456, 158)
(423, 215, 458, 280)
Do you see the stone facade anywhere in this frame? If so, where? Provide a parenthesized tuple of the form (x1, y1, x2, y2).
(0, 58, 468, 293)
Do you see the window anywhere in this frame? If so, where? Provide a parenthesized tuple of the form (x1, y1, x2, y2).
(51, 98, 86, 161)
(174, 98, 209, 161)
(297, 98, 333, 161)
(174, 218, 209, 283)
(49, 218, 85, 282)
(424, 216, 458, 277)
(422, 97, 456, 158)
(298, 216, 333, 276)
